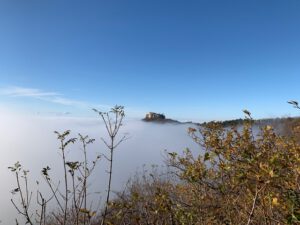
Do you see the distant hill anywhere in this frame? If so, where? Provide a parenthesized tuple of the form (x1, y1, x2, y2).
(142, 112, 182, 124)
(199, 117, 300, 140)
(200, 117, 300, 128)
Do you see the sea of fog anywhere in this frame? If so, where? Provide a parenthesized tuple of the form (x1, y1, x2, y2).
(0, 112, 200, 224)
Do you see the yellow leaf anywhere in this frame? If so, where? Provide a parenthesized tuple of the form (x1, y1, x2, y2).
(79, 208, 89, 214)
(266, 125, 273, 131)
(89, 211, 96, 217)
(272, 197, 279, 206)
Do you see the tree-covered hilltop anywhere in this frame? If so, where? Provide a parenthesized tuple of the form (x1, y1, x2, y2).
(142, 112, 181, 124)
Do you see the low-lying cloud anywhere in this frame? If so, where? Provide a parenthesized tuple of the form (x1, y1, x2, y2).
(0, 111, 199, 224)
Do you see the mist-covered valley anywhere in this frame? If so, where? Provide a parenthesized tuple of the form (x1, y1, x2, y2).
(0, 111, 200, 224)
(1, 105, 300, 225)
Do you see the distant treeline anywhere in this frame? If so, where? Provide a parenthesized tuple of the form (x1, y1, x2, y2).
(201, 116, 300, 128)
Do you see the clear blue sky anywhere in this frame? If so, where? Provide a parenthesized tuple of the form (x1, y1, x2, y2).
(0, 0, 300, 121)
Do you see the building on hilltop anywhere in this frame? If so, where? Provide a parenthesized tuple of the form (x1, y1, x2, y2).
(145, 112, 166, 120)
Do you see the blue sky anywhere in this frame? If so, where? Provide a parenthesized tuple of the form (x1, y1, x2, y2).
(0, 0, 300, 121)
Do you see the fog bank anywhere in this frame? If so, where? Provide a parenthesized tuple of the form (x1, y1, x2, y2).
(0, 112, 199, 224)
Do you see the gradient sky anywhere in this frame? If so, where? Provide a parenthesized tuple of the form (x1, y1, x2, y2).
(0, 0, 300, 121)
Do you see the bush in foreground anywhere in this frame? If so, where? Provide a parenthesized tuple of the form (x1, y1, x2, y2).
(106, 115, 300, 224)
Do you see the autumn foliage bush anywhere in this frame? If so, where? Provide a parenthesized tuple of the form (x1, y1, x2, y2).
(105, 114, 300, 224)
